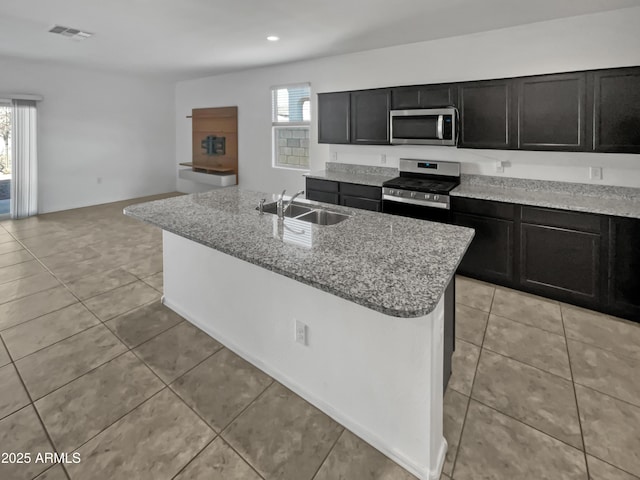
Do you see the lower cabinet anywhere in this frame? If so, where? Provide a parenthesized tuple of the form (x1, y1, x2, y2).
(453, 213, 514, 284)
(451, 197, 639, 322)
(451, 197, 515, 285)
(608, 216, 640, 319)
(341, 195, 381, 211)
(519, 206, 605, 308)
(520, 223, 602, 307)
(305, 178, 382, 212)
(306, 178, 340, 205)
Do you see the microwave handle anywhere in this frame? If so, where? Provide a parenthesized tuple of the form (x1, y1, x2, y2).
(437, 115, 444, 140)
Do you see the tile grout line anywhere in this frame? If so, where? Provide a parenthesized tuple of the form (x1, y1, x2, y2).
(159, 349, 276, 480)
(309, 427, 346, 480)
(564, 333, 640, 363)
(9, 225, 162, 300)
(50, 330, 223, 461)
(5, 295, 164, 384)
(214, 381, 279, 480)
(560, 306, 591, 478)
(168, 435, 219, 480)
(211, 438, 268, 480)
(486, 309, 565, 337)
(449, 284, 496, 479)
(5, 236, 238, 479)
(63, 386, 169, 458)
(479, 344, 572, 382)
(0, 335, 72, 480)
(469, 397, 586, 453)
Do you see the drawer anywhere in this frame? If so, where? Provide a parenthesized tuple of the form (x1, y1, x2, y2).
(451, 197, 515, 220)
(340, 182, 382, 200)
(340, 195, 381, 212)
(306, 178, 339, 193)
(521, 206, 602, 233)
(307, 190, 339, 205)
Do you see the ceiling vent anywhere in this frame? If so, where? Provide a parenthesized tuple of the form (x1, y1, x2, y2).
(48, 25, 93, 40)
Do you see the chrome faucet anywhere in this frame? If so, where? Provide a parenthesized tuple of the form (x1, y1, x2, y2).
(277, 189, 305, 219)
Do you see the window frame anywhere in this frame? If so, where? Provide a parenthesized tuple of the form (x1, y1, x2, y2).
(271, 83, 311, 171)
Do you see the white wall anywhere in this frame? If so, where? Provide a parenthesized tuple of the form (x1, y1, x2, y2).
(0, 57, 176, 213)
(176, 7, 640, 193)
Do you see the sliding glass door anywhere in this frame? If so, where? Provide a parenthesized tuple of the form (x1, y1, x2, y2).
(0, 100, 10, 219)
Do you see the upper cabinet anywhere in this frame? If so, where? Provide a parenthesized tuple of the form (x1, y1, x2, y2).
(317, 89, 390, 145)
(458, 79, 514, 149)
(516, 73, 587, 151)
(318, 66, 640, 153)
(593, 67, 640, 153)
(350, 89, 391, 144)
(391, 84, 457, 109)
(318, 92, 351, 144)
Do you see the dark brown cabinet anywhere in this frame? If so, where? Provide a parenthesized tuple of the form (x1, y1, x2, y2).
(350, 89, 391, 144)
(305, 178, 339, 204)
(458, 80, 514, 149)
(318, 92, 351, 144)
(519, 207, 604, 307)
(516, 73, 587, 151)
(391, 84, 457, 109)
(608, 217, 640, 319)
(305, 178, 382, 212)
(451, 198, 640, 322)
(339, 182, 382, 211)
(593, 67, 640, 153)
(451, 197, 515, 285)
(319, 66, 640, 152)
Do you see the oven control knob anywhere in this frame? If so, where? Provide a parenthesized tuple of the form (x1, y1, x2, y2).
(410, 192, 416, 198)
(434, 195, 439, 201)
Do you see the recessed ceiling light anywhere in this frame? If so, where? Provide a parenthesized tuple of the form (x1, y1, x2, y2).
(267, 36, 279, 42)
(48, 25, 93, 40)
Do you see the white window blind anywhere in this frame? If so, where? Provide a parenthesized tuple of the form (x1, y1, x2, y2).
(271, 84, 310, 169)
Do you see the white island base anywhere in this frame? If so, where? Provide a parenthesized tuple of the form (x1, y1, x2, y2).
(162, 231, 447, 480)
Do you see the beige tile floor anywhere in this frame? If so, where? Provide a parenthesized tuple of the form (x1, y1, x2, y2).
(1, 194, 639, 480)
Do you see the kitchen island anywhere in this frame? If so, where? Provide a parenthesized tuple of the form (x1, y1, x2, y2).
(124, 187, 474, 480)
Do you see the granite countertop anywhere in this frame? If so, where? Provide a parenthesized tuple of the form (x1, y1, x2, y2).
(305, 162, 398, 187)
(452, 175, 640, 219)
(124, 188, 474, 318)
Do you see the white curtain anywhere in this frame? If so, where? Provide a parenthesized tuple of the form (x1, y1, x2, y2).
(10, 100, 38, 219)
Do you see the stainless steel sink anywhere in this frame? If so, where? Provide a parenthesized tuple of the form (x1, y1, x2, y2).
(259, 202, 314, 217)
(294, 210, 351, 225)
(258, 201, 351, 225)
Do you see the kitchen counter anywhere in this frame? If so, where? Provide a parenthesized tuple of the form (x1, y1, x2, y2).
(124, 187, 474, 318)
(304, 161, 397, 187)
(125, 187, 471, 479)
(305, 164, 640, 219)
(453, 175, 640, 219)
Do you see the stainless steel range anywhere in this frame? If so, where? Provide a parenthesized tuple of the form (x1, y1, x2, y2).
(382, 159, 461, 222)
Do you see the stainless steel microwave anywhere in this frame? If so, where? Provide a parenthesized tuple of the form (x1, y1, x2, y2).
(390, 107, 458, 146)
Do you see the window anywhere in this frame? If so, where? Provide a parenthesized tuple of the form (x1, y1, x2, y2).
(271, 84, 310, 169)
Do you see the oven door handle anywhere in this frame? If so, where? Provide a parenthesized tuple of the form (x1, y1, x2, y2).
(437, 115, 444, 140)
(383, 195, 450, 209)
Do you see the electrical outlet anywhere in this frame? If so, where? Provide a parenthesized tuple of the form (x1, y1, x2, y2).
(380, 154, 387, 165)
(495, 161, 504, 173)
(589, 166, 602, 180)
(295, 319, 307, 345)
